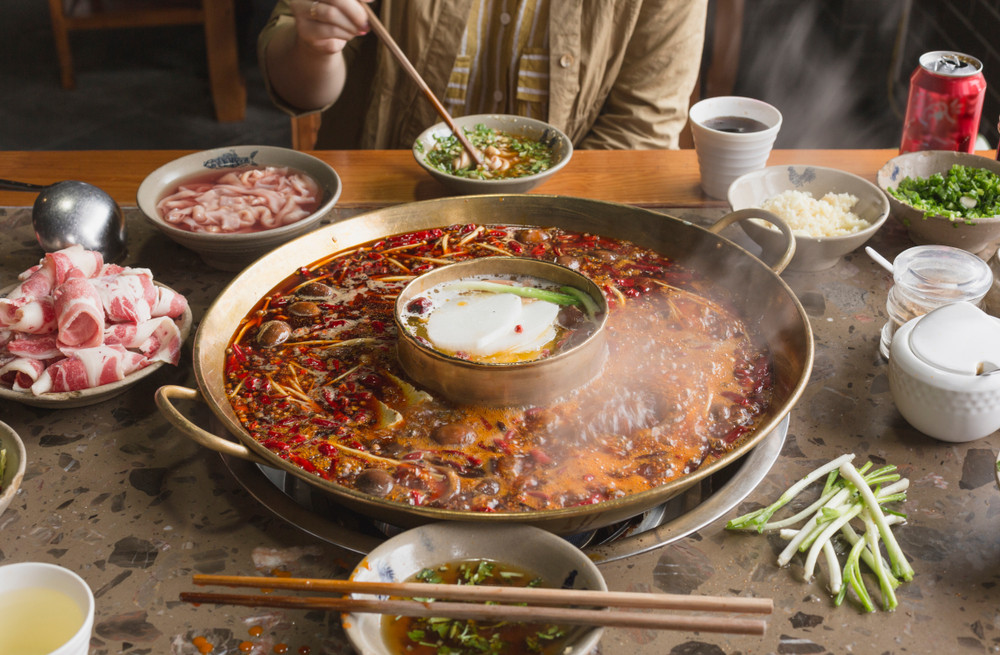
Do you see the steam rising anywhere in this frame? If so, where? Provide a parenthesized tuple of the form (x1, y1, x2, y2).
(733, 3, 905, 148)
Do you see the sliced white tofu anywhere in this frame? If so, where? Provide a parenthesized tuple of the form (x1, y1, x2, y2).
(425, 292, 521, 355)
(483, 299, 560, 354)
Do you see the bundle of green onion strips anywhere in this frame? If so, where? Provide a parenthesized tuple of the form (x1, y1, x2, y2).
(726, 453, 913, 612)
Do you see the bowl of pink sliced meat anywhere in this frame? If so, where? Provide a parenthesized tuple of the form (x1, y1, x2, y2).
(0, 245, 191, 407)
(137, 146, 342, 271)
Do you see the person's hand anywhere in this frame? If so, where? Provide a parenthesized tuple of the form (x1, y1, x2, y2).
(291, 0, 372, 55)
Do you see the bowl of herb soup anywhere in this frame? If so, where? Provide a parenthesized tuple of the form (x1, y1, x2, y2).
(343, 522, 606, 655)
(412, 114, 573, 195)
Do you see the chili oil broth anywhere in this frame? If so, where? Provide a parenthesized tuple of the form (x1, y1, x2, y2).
(224, 224, 774, 513)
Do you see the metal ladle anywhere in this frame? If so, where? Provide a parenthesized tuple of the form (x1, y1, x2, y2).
(0, 178, 127, 262)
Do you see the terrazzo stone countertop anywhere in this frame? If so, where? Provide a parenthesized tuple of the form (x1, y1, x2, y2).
(1, 206, 998, 655)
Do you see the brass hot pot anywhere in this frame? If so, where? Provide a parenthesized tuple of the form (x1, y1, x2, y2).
(156, 195, 811, 535)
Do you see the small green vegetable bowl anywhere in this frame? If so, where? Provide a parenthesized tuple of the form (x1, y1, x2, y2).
(877, 150, 1000, 257)
(343, 522, 606, 655)
(0, 420, 27, 519)
(412, 114, 573, 195)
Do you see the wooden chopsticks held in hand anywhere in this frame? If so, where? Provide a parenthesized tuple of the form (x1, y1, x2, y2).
(181, 574, 772, 636)
(356, 1, 483, 168)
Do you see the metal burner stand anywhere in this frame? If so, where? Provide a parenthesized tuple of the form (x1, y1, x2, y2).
(220, 417, 787, 563)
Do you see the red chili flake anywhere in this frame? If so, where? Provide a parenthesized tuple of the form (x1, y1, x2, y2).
(493, 438, 513, 455)
(318, 443, 337, 457)
(370, 320, 386, 333)
(720, 391, 752, 407)
(408, 489, 427, 505)
(583, 474, 595, 482)
(514, 324, 523, 333)
(290, 455, 318, 473)
(246, 377, 269, 392)
(724, 424, 752, 444)
(578, 492, 604, 505)
(507, 241, 524, 254)
(311, 418, 339, 429)
(406, 297, 432, 314)
(529, 448, 552, 465)
(259, 395, 272, 405)
(262, 438, 290, 452)
(231, 343, 247, 362)
(530, 244, 547, 258)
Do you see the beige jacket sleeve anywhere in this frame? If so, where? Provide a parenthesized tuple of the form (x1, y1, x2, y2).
(550, 0, 708, 150)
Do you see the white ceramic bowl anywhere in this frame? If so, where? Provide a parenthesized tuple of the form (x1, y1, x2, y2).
(343, 522, 606, 655)
(413, 114, 573, 195)
(888, 302, 1000, 442)
(137, 146, 342, 271)
(0, 421, 26, 518)
(0, 562, 95, 655)
(0, 283, 192, 408)
(877, 150, 1000, 256)
(729, 165, 890, 271)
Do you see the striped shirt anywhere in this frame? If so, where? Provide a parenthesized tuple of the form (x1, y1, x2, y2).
(444, 0, 550, 120)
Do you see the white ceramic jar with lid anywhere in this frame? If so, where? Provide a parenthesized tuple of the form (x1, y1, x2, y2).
(888, 301, 1000, 442)
(878, 245, 993, 359)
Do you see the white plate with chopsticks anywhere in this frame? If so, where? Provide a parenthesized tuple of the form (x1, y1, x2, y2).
(182, 522, 772, 655)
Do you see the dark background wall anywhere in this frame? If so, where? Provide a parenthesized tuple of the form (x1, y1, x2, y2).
(730, 0, 1000, 149)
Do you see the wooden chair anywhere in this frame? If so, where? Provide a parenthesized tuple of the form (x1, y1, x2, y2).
(46, 0, 247, 122)
(291, 112, 323, 151)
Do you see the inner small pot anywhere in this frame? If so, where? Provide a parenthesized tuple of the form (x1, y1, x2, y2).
(394, 257, 609, 406)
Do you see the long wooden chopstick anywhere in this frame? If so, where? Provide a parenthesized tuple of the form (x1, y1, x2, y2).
(180, 591, 767, 635)
(357, 1, 484, 167)
(191, 573, 772, 615)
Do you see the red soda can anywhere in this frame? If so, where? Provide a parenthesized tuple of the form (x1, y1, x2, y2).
(899, 51, 986, 154)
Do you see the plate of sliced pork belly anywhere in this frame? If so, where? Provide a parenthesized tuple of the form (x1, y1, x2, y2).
(0, 245, 191, 407)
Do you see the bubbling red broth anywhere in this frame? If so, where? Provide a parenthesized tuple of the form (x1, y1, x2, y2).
(156, 166, 321, 234)
(223, 224, 774, 513)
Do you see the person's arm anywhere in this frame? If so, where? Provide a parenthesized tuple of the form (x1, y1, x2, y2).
(580, 0, 708, 150)
(260, 0, 372, 112)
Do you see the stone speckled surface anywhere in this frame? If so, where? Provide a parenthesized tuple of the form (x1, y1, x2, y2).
(1, 205, 998, 655)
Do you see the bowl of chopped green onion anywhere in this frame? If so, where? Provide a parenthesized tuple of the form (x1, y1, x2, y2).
(877, 150, 1000, 256)
(413, 114, 573, 195)
(0, 421, 26, 518)
(343, 522, 606, 655)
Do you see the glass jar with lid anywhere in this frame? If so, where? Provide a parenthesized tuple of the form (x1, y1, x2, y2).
(879, 245, 993, 360)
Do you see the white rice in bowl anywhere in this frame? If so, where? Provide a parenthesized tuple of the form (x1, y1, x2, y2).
(755, 190, 869, 237)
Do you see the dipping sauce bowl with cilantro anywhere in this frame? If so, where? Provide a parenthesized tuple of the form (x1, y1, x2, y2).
(0, 421, 26, 519)
(343, 522, 605, 655)
(877, 150, 1000, 255)
(413, 114, 573, 195)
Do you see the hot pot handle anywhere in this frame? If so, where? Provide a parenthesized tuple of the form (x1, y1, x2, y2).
(155, 385, 268, 464)
(706, 208, 795, 275)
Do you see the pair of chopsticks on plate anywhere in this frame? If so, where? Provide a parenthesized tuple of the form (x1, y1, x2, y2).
(181, 574, 772, 635)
